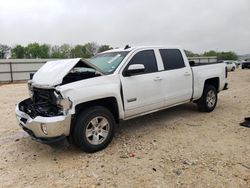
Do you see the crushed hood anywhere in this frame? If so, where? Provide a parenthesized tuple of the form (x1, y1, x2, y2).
(32, 58, 103, 87)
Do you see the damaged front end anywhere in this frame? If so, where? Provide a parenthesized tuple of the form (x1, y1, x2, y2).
(15, 58, 103, 144)
(16, 84, 72, 143)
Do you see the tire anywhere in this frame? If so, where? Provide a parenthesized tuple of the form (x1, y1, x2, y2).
(72, 106, 115, 153)
(232, 67, 235, 71)
(197, 85, 218, 112)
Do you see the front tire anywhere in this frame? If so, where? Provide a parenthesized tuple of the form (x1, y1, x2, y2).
(197, 85, 218, 112)
(73, 106, 115, 153)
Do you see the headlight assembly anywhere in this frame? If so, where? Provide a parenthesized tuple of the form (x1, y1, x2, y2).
(27, 81, 33, 98)
(54, 91, 72, 112)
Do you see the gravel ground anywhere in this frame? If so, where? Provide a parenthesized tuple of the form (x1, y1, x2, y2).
(0, 69, 249, 188)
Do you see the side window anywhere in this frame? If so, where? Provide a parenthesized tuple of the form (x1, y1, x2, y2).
(159, 49, 185, 70)
(126, 50, 158, 74)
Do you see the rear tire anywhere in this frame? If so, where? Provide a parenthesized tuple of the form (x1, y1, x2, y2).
(197, 85, 218, 112)
(72, 106, 115, 153)
(232, 67, 235, 71)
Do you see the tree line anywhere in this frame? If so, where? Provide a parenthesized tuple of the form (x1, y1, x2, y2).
(0, 43, 238, 60)
(0, 42, 112, 59)
(184, 50, 238, 60)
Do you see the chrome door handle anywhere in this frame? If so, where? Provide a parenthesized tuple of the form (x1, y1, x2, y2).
(154, 77, 162, 81)
(184, 72, 191, 76)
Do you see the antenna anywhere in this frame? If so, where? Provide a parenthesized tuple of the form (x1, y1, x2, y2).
(124, 45, 131, 50)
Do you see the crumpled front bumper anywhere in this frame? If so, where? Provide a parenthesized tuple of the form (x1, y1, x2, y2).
(15, 104, 71, 143)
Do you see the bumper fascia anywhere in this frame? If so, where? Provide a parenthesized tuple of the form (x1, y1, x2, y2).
(15, 104, 71, 141)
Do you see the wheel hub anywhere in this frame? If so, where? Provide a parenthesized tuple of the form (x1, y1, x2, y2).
(206, 90, 216, 108)
(85, 116, 110, 145)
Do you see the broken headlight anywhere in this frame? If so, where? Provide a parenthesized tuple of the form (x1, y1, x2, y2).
(54, 91, 72, 112)
(27, 81, 33, 98)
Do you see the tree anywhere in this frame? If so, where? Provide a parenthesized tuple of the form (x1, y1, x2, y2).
(219, 51, 238, 60)
(203, 50, 217, 57)
(50, 45, 61, 58)
(59, 44, 71, 58)
(203, 50, 238, 60)
(184, 50, 199, 57)
(25, 43, 41, 58)
(51, 44, 71, 58)
(98, 45, 113, 53)
(39, 44, 50, 58)
(0, 44, 11, 59)
(84, 42, 98, 58)
(11, 45, 25, 58)
(71, 45, 87, 58)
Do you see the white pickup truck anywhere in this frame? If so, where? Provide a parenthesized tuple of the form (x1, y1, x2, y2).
(15, 46, 228, 152)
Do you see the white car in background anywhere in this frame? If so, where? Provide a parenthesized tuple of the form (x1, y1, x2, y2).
(224, 61, 236, 71)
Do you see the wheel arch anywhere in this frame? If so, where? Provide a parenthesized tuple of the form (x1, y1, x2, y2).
(74, 97, 120, 124)
(204, 77, 220, 91)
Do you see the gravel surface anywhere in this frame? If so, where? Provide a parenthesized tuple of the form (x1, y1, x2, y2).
(0, 69, 249, 188)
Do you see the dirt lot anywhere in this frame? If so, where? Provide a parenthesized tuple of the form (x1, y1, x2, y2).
(0, 69, 249, 188)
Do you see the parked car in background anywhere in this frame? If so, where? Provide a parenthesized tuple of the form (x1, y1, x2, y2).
(241, 61, 250, 69)
(224, 61, 236, 71)
(234, 61, 241, 68)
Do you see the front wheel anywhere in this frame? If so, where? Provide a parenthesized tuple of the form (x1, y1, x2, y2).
(72, 106, 115, 153)
(197, 85, 218, 112)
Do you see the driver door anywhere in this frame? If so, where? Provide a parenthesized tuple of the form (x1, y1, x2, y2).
(120, 50, 164, 118)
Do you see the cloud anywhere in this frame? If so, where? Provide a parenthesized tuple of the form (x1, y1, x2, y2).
(0, 0, 249, 54)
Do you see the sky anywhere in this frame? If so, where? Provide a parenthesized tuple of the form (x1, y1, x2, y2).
(0, 0, 249, 54)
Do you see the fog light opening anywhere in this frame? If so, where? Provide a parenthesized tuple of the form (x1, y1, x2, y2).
(41, 123, 48, 135)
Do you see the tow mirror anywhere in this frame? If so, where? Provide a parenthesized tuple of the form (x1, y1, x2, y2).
(125, 64, 145, 76)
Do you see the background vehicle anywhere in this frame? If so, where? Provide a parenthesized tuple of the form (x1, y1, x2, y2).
(224, 61, 236, 71)
(15, 46, 228, 152)
(241, 61, 250, 69)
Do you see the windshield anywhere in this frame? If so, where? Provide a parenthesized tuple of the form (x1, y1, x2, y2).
(89, 51, 129, 74)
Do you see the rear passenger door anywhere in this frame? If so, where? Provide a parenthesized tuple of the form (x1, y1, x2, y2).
(158, 49, 193, 106)
(120, 50, 164, 118)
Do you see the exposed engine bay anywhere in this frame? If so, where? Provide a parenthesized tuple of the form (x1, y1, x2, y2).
(19, 59, 103, 118)
(19, 88, 62, 118)
(62, 61, 102, 85)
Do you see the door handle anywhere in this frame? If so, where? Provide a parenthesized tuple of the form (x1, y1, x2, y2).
(184, 72, 191, 76)
(154, 77, 162, 81)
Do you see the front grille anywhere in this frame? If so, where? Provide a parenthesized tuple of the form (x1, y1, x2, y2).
(19, 88, 63, 118)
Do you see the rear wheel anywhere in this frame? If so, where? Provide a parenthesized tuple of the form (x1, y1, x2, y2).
(197, 85, 218, 112)
(232, 67, 235, 71)
(72, 106, 115, 153)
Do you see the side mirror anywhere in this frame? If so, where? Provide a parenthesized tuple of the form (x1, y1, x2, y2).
(125, 64, 145, 76)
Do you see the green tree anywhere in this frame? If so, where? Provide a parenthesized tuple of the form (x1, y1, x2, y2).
(0, 44, 10, 59)
(184, 50, 199, 57)
(84, 42, 98, 58)
(11, 45, 25, 58)
(50, 44, 72, 58)
(219, 51, 238, 60)
(71, 45, 87, 58)
(51, 45, 61, 58)
(203, 50, 217, 57)
(98, 45, 113, 53)
(203, 50, 238, 60)
(59, 44, 71, 58)
(39, 44, 50, 58)
(25, 43, 41, 58)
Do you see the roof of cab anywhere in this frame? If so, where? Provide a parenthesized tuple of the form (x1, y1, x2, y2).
(101, 45, 182, 54)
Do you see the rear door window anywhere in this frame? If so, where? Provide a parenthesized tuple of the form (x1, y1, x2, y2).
(159, 49, 185, 70)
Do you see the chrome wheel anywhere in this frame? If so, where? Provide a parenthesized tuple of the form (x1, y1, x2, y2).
(85, 116, 110, 145)
(206, 90, 216, 108)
